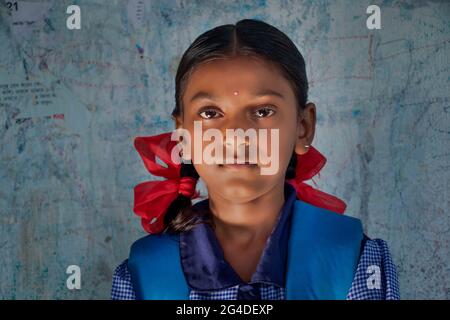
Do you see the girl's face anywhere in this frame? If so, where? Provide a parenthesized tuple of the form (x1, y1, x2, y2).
(176, 55, 315, 202)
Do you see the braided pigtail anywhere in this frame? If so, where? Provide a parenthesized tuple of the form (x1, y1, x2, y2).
(163, 162, 212, 234)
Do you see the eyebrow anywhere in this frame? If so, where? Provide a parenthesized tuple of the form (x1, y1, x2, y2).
(189, 89, 285, 103)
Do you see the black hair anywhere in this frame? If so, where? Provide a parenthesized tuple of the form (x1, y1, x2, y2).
(164, 19, 308, 234)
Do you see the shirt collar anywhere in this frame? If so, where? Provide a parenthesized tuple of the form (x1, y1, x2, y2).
(179, 182, 298, 290)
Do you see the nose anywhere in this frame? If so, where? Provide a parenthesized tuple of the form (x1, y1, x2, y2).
(219, 110, 255, 138)
(222, 116, 252, 147)
(218, 112, 257, 163)
(221, 139, 254, 165)
(225, 138, 249, 147)
(223, 132, 254, 164)
(224, 138, 248, 157)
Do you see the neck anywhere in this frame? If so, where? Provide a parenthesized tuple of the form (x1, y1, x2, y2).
(208, 182, 285, 248)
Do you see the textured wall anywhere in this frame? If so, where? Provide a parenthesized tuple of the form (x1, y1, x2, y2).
(0, 0, 448, 299)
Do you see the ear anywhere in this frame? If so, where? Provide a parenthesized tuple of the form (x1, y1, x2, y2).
(294, 102, 316, 155)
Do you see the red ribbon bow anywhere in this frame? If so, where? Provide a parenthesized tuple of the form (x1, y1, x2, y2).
(133, 132, 200, 234)
(133, 132, 346, 234)
(286, 146, 347, 214)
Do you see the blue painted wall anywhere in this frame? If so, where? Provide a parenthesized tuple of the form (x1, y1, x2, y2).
(0, 0, 449, 299)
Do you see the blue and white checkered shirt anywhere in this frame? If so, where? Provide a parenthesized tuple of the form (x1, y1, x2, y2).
(111, 237, 400, 300)
(112, 184, 400, 300)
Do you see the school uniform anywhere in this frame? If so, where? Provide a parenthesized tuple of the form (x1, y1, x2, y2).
(111, 182, 400, 300)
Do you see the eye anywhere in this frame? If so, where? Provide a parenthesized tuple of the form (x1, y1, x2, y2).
(254, 106, 276, 118)
(198, 109, 222, 119)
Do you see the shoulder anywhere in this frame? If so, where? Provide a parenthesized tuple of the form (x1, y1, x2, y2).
(292, 199, 363, 229)
(129, 233, 180, 261)
(110, 235, 177, 301)
(347, 236, 401, 300)
(111, 259, 136, 300)
(113, 259, 130, 278)
(291, 200, 364, 246)
(131, 233, 180, 250)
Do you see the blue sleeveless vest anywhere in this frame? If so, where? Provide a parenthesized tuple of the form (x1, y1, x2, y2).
(128, 199, 364, 300)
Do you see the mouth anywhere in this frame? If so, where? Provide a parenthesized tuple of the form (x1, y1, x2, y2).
(218, 162, 258, 169)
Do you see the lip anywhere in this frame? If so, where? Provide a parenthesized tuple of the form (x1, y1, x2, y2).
(219, 163, 258, 169)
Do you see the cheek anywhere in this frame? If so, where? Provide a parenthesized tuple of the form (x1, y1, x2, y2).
(187, 138, 215, 164)
(280, 132, 298, 178)
(179, 126, 200, 163)
(192, 163, 215, 183)
(258, 124, 296, 166)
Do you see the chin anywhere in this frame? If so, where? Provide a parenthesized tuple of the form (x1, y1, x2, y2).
(213, 177, 273, 201)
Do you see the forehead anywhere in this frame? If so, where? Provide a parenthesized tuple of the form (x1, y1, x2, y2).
(183, 56, 294, 101)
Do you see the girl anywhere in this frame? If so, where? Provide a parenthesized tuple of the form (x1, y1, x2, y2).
(111, 19, 400, 300)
